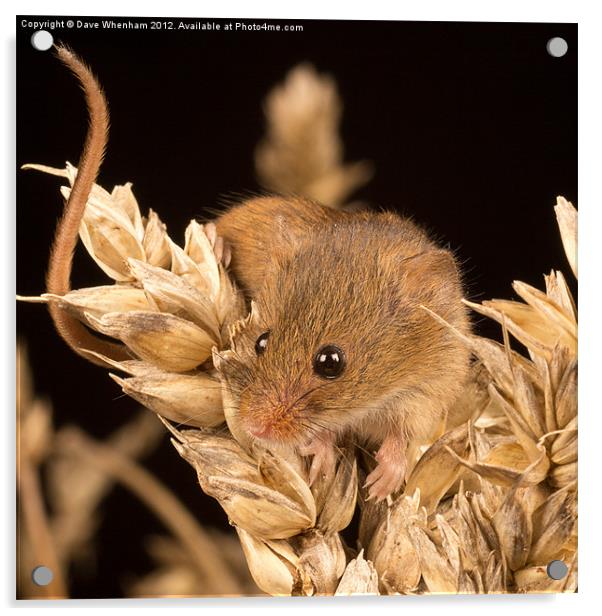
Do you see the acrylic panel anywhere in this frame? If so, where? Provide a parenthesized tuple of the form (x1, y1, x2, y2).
(16, 16, 577, 598)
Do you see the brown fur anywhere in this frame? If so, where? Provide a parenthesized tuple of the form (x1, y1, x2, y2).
(44, 48, 470, 467)
(216, 196, 472, 453)
(46, 45, 128, 366)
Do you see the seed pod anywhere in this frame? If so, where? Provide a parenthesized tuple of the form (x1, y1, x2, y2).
(183, 220, 220, 295)
(554, 196, 577, 278)
(492, 487, 533, 571)
(110, 182, 145, 239)
(127, 258, 221, 341)
(404, 423, 470, 514)
(170, 240, 217, 299)
(42, 286, 149, 322)
(258, 450, 317, 525)
(23, 162, 144, 280)
(335, 550, 379, 595)
(86, 311, 215, 372)
(254, 63, 372, 207)
(544, 269, 576, 322)
(315, 448, 358, 533)
(235, 527, 298, 596)
(168, 425, 316, 540)
(204, 474, 315, 540)
(143, 209, 171, 268)
(511, 363, 546, 439)
(487, 385, 542, 464)
(548, 461, 577, 488)
(215, 266, 246, 336)
(407, 524, 458, 594)
(295, 529, 346, 595)
(529, 487, 576, 564)
(514, 562, 575, 593)
(367, 490, 425, 594)
(512, 281, 576, 345)
(110, 371, 225, 428)
(554, 361, 577, 429)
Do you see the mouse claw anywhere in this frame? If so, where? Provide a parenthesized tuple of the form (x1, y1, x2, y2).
(364, 466, 390, 503)
(363, 464, 382, 489)
(364, 435, 408, 502)
(300, 438, 336, 486)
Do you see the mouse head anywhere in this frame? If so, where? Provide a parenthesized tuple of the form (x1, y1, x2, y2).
(229, 221, 470, 450)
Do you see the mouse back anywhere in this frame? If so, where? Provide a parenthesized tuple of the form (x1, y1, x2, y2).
(215, 195, 342, 294)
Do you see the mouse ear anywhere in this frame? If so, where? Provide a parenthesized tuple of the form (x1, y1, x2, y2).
(398, 248, 463, 303)
(401, 247, 459, 277)
(265, 214, 305, 270)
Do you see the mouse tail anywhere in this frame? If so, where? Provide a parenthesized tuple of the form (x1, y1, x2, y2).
(46, 44, 129, 366)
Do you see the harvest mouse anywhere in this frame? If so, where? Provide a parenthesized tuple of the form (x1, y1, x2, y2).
(40, 47, 471, 502)
(214, 197, 471, 500)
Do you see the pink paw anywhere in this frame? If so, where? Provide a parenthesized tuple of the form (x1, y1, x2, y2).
(364, 440, 407, 503)
(299, 438, 337, 486)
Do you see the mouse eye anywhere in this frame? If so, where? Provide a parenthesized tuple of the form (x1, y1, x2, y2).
(313, 345, 346, 379)
(255, 332, 270, 355)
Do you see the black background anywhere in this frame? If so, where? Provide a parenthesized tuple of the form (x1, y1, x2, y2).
(16, 16, 577, 597)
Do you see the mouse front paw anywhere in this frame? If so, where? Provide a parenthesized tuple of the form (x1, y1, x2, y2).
(364, 434, 407, 503)
(299, 437, 337, 486)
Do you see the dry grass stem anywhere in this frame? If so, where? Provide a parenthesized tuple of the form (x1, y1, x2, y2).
(55, 427, 242, 595)
(17, 345, 67, 599)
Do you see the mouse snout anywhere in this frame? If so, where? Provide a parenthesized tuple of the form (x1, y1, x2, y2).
(239, 388, 305, 443)
(247, 423, 275, 439)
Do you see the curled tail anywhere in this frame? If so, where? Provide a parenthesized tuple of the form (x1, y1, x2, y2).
(47, 45, 128, 365)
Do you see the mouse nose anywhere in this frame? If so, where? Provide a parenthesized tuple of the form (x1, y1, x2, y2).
(239, 391, 300, 442)
(247, 422, 274, 439)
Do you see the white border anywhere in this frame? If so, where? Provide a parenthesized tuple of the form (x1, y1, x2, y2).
(3, 1, 601, 614)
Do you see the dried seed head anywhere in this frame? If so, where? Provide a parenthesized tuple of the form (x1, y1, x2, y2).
(42, 286, 150, 323)
(86, 311, 215, 372)
(254, 63, 372, 206)
(183, 220, 220, 296)
(492, 487, 533, 571)
(167, 424, 316, 540)
(404, 423, 470, 514)
(554, 196, 577, 278)
(142, 210, 171, 269)
(335, 550, 379, 595)
(406, 524, 459, 594)
(295, 529, 346, 595)
(127, 258, 221, 342)
(235, 527, 299, 596)
(110, 371, 225, 428)
(529, 486, 576, 565)
(314, 446, 358, 533)
(367, 490, 425, 594)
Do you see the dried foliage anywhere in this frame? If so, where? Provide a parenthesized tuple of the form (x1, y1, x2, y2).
(16, 344, 256, 598)
(255, 63, 373, 207)
(18, 63, 577, 597)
